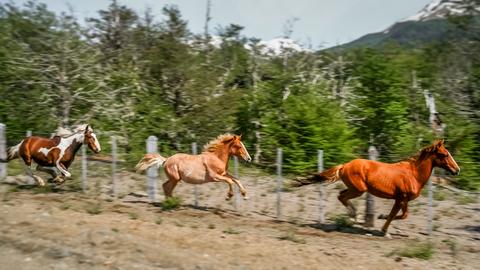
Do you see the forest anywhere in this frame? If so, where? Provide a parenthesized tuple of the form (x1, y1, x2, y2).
(0, 0, 479, 190)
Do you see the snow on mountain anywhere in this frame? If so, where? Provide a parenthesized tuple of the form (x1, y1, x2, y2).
(202, 36, 308, 56)
(249, 38, 309, 55)
(401, 0, 480, 22)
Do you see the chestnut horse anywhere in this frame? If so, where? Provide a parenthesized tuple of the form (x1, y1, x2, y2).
(294, 140, 460, 236)
(5, 125, 101, 186)
(136, 134, 252, 200)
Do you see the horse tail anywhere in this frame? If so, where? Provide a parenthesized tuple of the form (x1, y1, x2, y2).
(5, 141, 23, 162)
(292, 165, 344, 187)
(135, 153, 167, 173)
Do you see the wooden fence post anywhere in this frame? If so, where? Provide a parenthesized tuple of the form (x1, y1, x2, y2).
(365, 145, 378, 227)
(318, 149, 325, 224)
(146, 136, 158, 202)
(0, 124, 6, 179)
(276, 148, 283, 219)
(192, 142, 199, 207)
(111, 136, 117, 198)
(81, 145, 88, 192)
(427, 172, 434, 236)
(25, 130, 34, 184)
(233, 156, 239, 211)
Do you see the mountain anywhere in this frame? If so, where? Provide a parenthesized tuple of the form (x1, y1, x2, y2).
(400, 0, 479, 22)
(204, 36, 308, 56)
(330, 0, 480, 50)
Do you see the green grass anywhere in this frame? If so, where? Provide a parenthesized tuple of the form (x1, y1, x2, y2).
(32, 185, 55, 194)
(388, 242, 434, 260)
(128, 212, 138, 220)
(223, 228, 241, 234)
(84, 203, 102, 215)
(330, 214, 354, 228)
(7, 186, 21, 193)
(155, 217, 163, 225)
(433, 189, 447, 201)
(59, 203, 71, 210)
(278, 231, 306, 244)
(456, 194, 477, 205)
(161, 197, 182, 210)
(442, 239, 458, 256)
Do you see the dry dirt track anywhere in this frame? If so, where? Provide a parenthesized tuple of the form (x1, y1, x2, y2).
(0, 170, 479, 270)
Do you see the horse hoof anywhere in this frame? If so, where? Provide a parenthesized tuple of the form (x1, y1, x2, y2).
(384, 233, 392, 239)
(243, 196, 249, 200)
(225, 197, 232, 201)
(378, 214, 387, 219)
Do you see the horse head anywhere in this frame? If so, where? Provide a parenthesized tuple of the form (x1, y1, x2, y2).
(431, 139, 460, 175)
(229, 135, 252, 162)
(83, 125, 101, 153)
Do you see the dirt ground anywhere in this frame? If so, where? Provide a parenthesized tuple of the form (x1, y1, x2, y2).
(0, 164, 479, 270)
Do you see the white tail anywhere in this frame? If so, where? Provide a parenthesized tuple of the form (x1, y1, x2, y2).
(135, 153, 166, 173)
(7, 141, 23, 161)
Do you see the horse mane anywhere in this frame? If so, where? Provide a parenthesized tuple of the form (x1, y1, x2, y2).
(52, 124, 92, 138)
(404, 142, 439, 163)
(203, 133, 236, 153)
(53, 127, 74, 138)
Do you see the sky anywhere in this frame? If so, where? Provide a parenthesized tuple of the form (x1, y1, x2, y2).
(4, 0, 432, 48)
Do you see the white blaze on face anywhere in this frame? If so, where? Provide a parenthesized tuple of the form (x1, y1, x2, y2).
(240, 141, 251, 161)
(447, 150, 460, 172)
(91, 132, 101, 152)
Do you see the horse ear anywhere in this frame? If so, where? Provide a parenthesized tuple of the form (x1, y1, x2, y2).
(84, 125, 90, 134)
(239, 134, 242, 140)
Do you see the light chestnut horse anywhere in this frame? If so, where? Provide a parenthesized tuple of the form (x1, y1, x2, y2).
(136, 134, 252, 200)
(294, 140, 460, 236)
(5, 125, 101, 186)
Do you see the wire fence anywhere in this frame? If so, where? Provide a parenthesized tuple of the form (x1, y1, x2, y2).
(0, 123, 475, 236)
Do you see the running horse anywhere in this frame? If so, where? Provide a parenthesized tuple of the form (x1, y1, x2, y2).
(294, 140, 460, 237)
(135, 134, 252, 200)
(5, 125, 101, 186)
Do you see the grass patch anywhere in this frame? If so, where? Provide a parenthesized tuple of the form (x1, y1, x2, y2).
(161, 197, 182, 210)
(223, 228, 241, 234)
(330, 214, 354, 228)
(388, 242, 434, 260)
(111, 228, 119, 233)
(84, 203, 102, 215)
(59, 203, 71, 210)
(433, 190, 447, 201)
(208, 224, 216, 229)
(456, 194, 477, 205)
(155, 217, 163, 225)
(128, 212, 138, 220)
(32, 185, 55, 194)
(278, 231, 306, 244)
(442, 239, 458, 256)
(7, 186, 21, 193)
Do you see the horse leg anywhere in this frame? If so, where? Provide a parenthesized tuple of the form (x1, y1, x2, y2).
(227, 173, 248, 199)
(162, 166, 181, 198)
(338, 189, 363, 220)
(381, 199, 403, 237)
(379, 201, 409, 220)
(162, 178, 179, 198)
(36, 165, 64, 184)
(22, 158, 45, 187)
(394, 202, 409, 220)
(223, 178, 235, 201)
(211, 174, 235, 200)
(55, 161, 71, 178)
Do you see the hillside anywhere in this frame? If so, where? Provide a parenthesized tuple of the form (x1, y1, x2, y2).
(330, 0, 480, 50)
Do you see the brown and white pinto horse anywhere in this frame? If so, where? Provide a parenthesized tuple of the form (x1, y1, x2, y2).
(294, 140, 460, 236)
(6, 125, 101, 186)
(136, 134, 252, 200)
